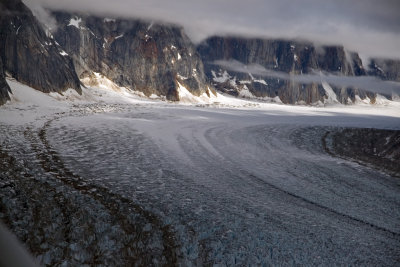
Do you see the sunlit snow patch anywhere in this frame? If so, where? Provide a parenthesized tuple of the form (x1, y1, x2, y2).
(177, 82, 200, 103)
(253, 79, 268, 86)
(81, 72, 121, 91)
(49, 89, 82, 101)
(238, 85, 282, 103)
(67, 17, 82, 29)
(354, 95, 371, 105)
(176, 82, 218, 104)
(212, 70, 230, 83)
(79, 72, 157, 103)
(321, 80, 339, 104)
(59, 50, 68, 56)
(374, 94, 390, 105)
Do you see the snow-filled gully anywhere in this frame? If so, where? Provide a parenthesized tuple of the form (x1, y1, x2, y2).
(1, 103, 400, 265)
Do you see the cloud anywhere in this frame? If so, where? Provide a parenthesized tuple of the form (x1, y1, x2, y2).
(25, 0, 400, 59)
(212, 60, 400, 96)
(23, 0, 58, 32)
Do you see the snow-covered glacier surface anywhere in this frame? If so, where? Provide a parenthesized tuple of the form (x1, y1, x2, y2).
(1, 80, 400, 265)
(45, 106, 400, 265)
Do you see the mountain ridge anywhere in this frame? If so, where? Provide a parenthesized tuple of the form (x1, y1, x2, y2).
(51, 11, 210, 101)
(197, 36, 389, 104)
(0, 0, 399, 106)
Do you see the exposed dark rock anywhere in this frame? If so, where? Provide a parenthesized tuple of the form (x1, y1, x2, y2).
(0, 56, 11, 105)
(0, 0, 81, 99)
(0, 1, 398, 106)
(368, 59, 400, 82)
(323, 128, 400, 178)
(197, 36, 379, 104)
(52, 13, 209, 100)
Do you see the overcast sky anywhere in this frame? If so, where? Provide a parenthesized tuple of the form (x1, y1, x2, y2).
(25, 0, 400, 60)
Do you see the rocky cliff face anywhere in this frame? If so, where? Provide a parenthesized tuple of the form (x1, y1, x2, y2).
(368, 59, 400, 82)
(52, 12, 209, 100)
(197, 36, 379, 104)
(0, 0, 81, 105)
(0, 56, 11, 105)
(0, 1, 398, 106)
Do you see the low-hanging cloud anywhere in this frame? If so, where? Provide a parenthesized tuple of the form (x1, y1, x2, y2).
(23, 0, 58, 32)
(23, 0, 400, 60)
(212, 60, 400, 96)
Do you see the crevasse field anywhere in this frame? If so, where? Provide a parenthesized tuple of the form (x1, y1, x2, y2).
(1, 79, 399, 265)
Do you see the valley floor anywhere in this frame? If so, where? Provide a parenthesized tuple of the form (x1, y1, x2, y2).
(1, 80, 400, 265)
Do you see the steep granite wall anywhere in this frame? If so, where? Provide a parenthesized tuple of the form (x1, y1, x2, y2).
(368, 59, 400, 82)
(0, 0, 81, 101)
(198, 36, 378, 104)
(52, 13, 209, 100)
(0, 56, 11, 105)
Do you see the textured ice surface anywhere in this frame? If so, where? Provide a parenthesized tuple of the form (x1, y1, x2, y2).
(1, 79, 400, 265)
(46, 106, 400, 265)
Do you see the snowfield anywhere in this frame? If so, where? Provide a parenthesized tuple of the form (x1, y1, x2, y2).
(1, 79, 400, 265)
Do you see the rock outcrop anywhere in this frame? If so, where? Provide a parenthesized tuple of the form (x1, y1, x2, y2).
(324, 128, 400, 177)
(0, 56, 11, 105)
(197, 36, 381, 104)
(0, 0, 81, 105)
(52, 12, 209, 100)
(368, 59, 400, 82)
